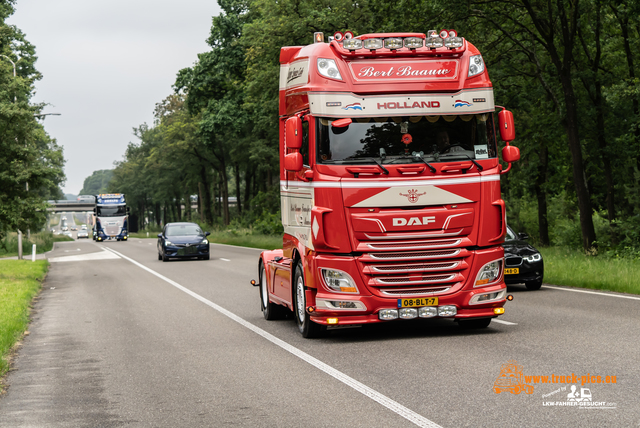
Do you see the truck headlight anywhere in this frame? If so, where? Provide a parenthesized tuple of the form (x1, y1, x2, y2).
(317, 58, 342, 80)
(468, 55, 485, 77)
(474, 259, 502, 287)
(321, 269, 358, 293)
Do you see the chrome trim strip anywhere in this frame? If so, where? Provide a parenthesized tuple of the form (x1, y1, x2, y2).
(381, 287, 451, 296)
(364, 229, 463, 240)
(375, 274, 456, 285)
(368, 249, 462, 260)
(367, 239, 462, 250)
(371, 261, 459, 272)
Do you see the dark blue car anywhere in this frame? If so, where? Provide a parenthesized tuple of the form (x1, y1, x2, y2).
(157, 222, 210, 262)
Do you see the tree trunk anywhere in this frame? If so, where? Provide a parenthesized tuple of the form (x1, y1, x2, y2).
(535, 140, 550, 246)
(200, 166, 213, 224)
(234, 162, 242, 215)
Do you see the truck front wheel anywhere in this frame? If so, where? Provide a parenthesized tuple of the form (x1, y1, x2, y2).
(260, 262, 286, 320)
(293, 263, 325, 338)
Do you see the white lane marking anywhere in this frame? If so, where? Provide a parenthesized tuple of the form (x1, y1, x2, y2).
(50, 248, 120, 262)
(492, 319, 517, 326)
(103, 246, 441, 428)
(220, 258, 231, 262)
(542, 285, 640, 301)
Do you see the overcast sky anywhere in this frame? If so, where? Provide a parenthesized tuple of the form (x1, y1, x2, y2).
(8, 0, 222, 195)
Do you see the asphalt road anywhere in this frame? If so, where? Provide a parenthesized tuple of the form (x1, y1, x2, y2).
(1, 239, 638, 427)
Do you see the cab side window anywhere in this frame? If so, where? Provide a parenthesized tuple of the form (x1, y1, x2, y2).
(301, 120, 309, 166)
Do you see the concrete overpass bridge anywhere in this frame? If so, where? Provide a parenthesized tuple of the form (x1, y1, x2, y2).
(47, 200, 96, 213)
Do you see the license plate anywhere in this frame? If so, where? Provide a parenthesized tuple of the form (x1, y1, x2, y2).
(177, 246, 197, 256)
(504, 268, 519, 275)
(398, 297, 438, 308)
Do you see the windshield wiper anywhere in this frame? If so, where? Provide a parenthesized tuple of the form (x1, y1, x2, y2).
(439, 153, 484, 171)
(342, 157, 389, 175)
(388, 154, 436, 173)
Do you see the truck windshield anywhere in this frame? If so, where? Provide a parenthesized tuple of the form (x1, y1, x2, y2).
(316, 114, 497, 164)
(96, 206, 126, 217)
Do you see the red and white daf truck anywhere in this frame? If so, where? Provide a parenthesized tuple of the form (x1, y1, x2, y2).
(253, 29, 520, 337)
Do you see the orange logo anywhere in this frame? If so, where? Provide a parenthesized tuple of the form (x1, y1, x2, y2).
(494, 360, 534, 395)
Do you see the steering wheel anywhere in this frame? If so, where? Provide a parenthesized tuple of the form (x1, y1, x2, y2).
(440, 144, 467, 154)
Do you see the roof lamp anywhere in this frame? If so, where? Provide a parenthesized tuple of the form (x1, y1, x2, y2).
(444, 37, 463, 49)
(448, 30, 458, 38)
(439, 29, 449, 38)
(334, 31, 344, 41)
(384, 38, 403, 50)
(317, 57, 343, 80)
(425, 37, 444, 49)
(404, 37, 423, 49)
(343, 38, 363, 50)
(314, 32, 324, 43)
(344, 31, 354, 40)
(364, 38, 383, 50)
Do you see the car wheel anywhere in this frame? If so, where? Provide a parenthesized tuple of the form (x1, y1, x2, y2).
(292, 263, 325, 338)
(458, 317, 492, 329)
(162, 251, 168, 262)
(259, 262, 286, 320)
(525, 279, 543, 290)
(158, 253, 162, 260)
(203, 254, 210, 261)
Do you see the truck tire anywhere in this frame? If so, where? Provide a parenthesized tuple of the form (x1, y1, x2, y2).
(458, 317, 492, 329)
(260, 262, 286, 320)
(293, 263, 325, 338)
(525, 279, 543, 290)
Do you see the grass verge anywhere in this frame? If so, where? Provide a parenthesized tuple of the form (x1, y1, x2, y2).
(0, 232, 74, 258)
(0, 260, 49, 388)
(540, 247, 640, 295)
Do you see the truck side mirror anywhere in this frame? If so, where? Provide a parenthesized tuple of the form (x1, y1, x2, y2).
(502, 145, 520, 163)
(498, 109, 515, 142)
(285, 116, 302, 150)
(284, 152, 303, 172)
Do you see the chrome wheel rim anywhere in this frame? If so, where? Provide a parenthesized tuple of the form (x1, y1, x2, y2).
(261, 267, 268, 308)
(296, 275, 305, 323)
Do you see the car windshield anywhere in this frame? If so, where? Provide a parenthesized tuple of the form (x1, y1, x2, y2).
(505, 226, 517, 241)
(165, 224, 203, 236)
(317, 113, 497, 164)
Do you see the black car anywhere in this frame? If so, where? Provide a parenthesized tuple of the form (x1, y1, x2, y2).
(503, 225, 544, 290)
(157, 222, 211, 261)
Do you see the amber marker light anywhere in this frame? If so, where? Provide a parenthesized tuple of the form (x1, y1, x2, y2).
(250, 279, 256, 286)
(494, 308, 505, 315)
(327, 318, 339, 325)
(307, 306, 316, 314)
(507, 295, 514, 301)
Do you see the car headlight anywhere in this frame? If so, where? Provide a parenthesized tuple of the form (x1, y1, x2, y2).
(321, 269, 358, 293)
(165, 240, 174, 246)
(474, 259, 502, 287)
(523, 253, 542, 262)
(201, 239, 209, 245)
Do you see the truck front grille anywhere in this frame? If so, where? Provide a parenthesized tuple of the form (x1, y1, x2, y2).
(357, 247, 471, 298)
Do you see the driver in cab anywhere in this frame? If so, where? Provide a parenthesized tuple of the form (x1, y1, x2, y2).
(436, 130, 465, 153)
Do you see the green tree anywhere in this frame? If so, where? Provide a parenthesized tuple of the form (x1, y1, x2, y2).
(79, 169, 114, 195)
